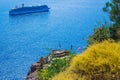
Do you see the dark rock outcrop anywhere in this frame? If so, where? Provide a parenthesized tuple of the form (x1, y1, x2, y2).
(26, 50, 69, 80)
(26, 62, 40, 80)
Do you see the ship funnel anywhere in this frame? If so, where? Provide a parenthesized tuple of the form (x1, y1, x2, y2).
(22, 3, 24, 7)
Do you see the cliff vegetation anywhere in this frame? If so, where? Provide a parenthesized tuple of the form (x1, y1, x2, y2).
(52, 40, 120, 80)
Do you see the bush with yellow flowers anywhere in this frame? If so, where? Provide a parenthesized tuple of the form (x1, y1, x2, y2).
(52, 40, 120, 80)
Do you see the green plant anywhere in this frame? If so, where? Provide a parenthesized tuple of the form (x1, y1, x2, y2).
(103, 0, 120, 25)
(37, 54, 75, 80)
(88, 24, 111, 45)
(103, 0, 120, 40)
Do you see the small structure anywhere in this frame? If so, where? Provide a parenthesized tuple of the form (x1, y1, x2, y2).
(51, 50, 69, 58)
(22, 3, 24, 7)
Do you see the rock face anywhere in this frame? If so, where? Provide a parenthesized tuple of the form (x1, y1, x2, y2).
(26, 57, 48, 80)
(26, 50, 69, 80)
(26, 62, 40, 80)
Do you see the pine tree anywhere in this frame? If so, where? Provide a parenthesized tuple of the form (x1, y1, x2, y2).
(103, 0, 120, 40)
(103, 0, 120, 25)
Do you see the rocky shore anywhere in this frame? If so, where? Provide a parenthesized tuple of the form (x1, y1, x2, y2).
(26, 50, 69, 80)
(26, 62, 40, 80)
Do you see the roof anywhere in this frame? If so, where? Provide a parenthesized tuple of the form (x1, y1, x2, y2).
(51, 50, 69, 57)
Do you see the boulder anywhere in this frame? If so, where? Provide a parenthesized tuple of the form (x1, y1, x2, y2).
(26, 62, 40, 80)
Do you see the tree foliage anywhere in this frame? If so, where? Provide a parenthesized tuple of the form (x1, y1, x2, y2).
(103, 0, 120, 25)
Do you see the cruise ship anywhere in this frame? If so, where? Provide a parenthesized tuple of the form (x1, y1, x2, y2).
(9, 4, 49, 15)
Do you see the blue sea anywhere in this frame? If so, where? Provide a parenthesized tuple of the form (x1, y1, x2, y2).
(0, 0, 109, 80)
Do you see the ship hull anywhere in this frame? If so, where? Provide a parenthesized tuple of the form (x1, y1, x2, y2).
(9, 5, 49, 15)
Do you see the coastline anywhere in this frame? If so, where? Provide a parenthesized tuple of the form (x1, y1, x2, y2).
(26, 50, 70, 80)
(26, 62, 40, 80)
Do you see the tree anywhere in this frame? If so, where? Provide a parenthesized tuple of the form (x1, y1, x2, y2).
(103, 0, 120, 40)
(103, 0, 120, 25)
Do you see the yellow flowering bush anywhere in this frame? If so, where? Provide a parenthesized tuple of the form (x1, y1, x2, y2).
(52, 40, 120, 80)
(52, 68, 86, 80)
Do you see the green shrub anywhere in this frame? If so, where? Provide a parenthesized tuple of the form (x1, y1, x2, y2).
(110, 25, 120, 40)
(37, 54, 75, 80)
(88, 24, 111, 45)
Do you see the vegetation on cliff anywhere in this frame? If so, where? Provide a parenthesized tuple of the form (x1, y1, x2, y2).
(35, 0, 120, 80)
(103, 0, 120, 25)
(52, 40, 120, 80)
(88, 0, 120, 45)
(88, 23, 111, 45)
(103, 0, 120, 40)
(37, 53, 75, 80)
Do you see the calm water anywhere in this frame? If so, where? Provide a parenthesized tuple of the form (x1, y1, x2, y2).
(0, 0, 109, 80)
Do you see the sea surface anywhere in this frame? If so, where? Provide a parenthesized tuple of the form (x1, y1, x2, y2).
(0, 0, 109, 80)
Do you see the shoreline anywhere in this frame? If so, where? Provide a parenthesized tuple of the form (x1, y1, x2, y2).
(26, 50, 70, 80)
